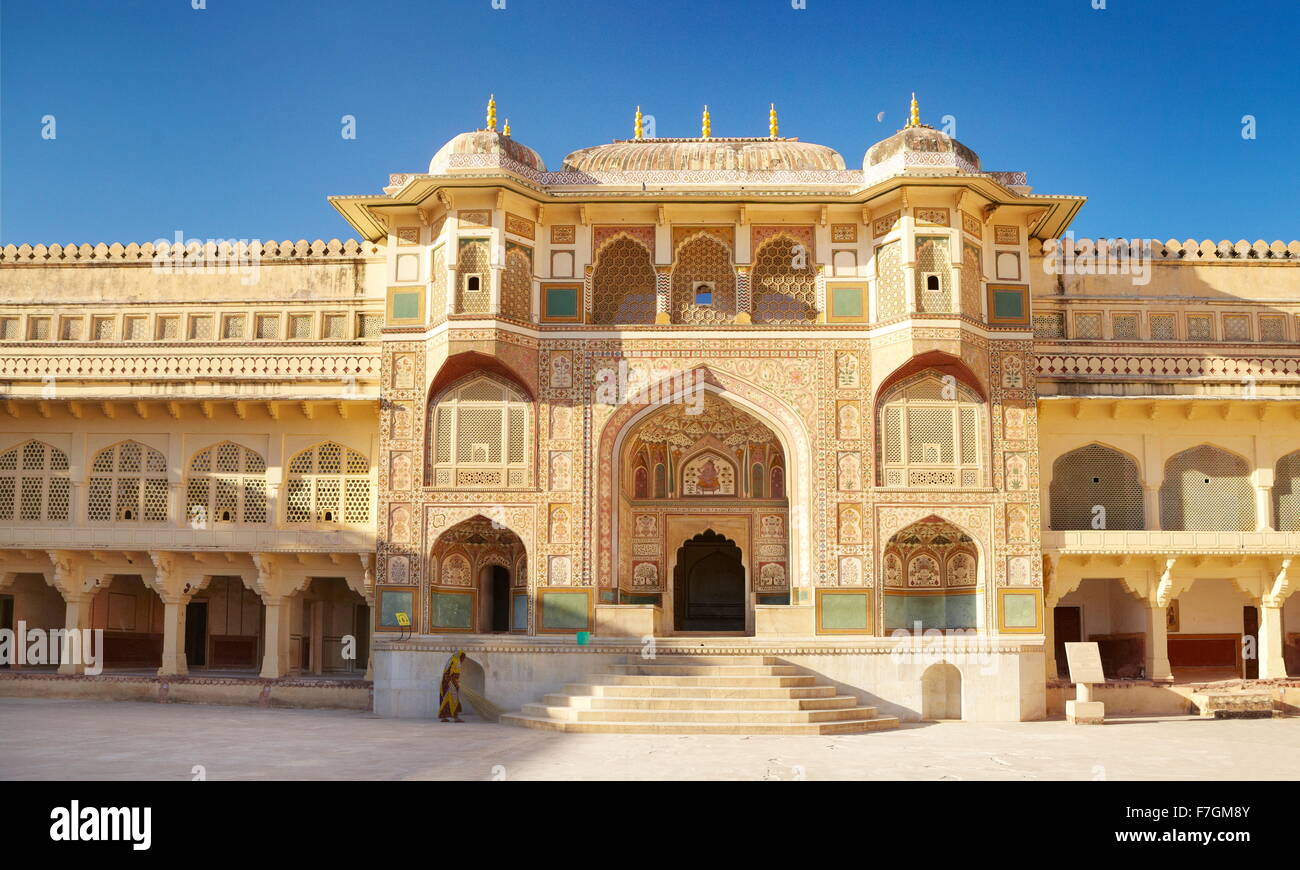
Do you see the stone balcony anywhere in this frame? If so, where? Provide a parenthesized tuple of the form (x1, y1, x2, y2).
(1043, 529, 1300, 556)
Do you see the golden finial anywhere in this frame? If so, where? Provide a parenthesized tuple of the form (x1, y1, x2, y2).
(702, 105, 711, 139)
(486, 94, 497, 132)
(634, 106, 643, 140)
(503, 118, 511, 137)
(769, 103, 779, 139)
(907, 92, 920, 128)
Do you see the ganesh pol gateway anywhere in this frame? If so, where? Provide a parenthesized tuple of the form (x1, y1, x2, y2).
(2, 98, 1299, 735)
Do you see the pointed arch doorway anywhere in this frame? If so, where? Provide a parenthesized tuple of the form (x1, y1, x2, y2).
(673, 530, 746, 632)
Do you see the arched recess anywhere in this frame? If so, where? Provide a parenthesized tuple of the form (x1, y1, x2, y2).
(428, 513, 529, 634)
(591, 233, 657, 324)
(1273, 449, 1300, 531)
(597, 366, 812, 600)
(1159, 444, 1255, 531)
(1049, 443, 1145, 530)
(921, 663, 963, 720)
(878, 507, 993, 633)
(882, 515, 981, 633)
(671, 232, 736, 324)
(876, 367, 987, 489)
(426, 370, 533, 490)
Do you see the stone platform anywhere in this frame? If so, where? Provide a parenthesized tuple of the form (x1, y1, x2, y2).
(0, 669, 372, 710)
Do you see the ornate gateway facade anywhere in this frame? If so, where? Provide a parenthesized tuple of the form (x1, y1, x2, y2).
(2, 98, 1298, 724)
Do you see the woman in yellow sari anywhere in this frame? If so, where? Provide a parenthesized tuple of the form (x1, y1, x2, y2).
(438, 650, 466, 722)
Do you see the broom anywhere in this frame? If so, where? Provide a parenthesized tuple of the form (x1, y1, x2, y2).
(460, 685, 503, 722)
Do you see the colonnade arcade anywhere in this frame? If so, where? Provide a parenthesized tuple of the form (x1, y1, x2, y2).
(0, 548, 373, 678)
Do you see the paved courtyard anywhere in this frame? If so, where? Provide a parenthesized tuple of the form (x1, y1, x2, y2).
(1, 698, 1297, 780)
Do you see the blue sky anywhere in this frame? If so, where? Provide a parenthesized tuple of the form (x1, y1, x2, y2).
(2, 0, 1297, 245)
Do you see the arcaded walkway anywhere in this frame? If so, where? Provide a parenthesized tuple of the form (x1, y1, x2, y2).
(1, 698, 1298, 780)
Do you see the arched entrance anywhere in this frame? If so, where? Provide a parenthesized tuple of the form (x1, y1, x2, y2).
(882, 515, 980, 633)
(673, 530, 745, 632)
(921, 663, 962, 720)
(429, 516, 527, 634)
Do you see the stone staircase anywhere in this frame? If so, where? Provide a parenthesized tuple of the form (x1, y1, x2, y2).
(499, 655, 900, 735)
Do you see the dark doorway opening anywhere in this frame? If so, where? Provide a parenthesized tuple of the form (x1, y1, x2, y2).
(490, 566, 510, 633)
(0, 595, 12, 669)
(673, 530, 745, 632)
(1243, 605, 1259, 680)
(1054, 606, 1082, 680)
(185, 600, 208, 668)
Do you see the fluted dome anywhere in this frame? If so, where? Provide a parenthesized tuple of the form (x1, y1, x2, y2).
(429, 129, 546, 174)
(562, 138, 846, 174)
(863, 125, 980, 176)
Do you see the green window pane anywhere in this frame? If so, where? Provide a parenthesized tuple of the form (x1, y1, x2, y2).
(431, 591, 473, 630)
(993, 289, 1025, 319)
(546, 288, 579, 318)
(511, 593, 528, 630)
(541, 591, 588, 630)
(822, 592, 869, 631)
(832, 287, 863, 317)
(379, 590, 414, 627)
(1003, 592, 1039, 628)
(391, 291, 421, 320)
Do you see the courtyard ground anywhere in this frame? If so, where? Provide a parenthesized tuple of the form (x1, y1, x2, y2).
(0, 697, 1296, 781)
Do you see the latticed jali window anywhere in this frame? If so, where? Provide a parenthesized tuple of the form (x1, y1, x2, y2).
(671, 235, 736, 324)
(1160, 445, 1255, 531)
(429, 376, 530, 489)
(914, 236, 953, 313)
(501, 244, 532, 321)
(1273, 451, 1300, 531)
(429, 245, 448, 323)
(961, 242, 982, 319)
(0, 440, 70, 523)
(285, 442, 370, 525)
(879, 372, 983, 488)
(186, 442, 267, 526)
(751, 236, 816, 323)
(1050, 444, 1144, 530)
(88, 441, 169, 523)
(592, 236, 657, 324)
(456, 238, 491, 314)
(875, 241, 905, 321)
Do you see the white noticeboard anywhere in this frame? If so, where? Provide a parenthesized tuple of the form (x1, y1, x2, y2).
(1063, 642, 1107, 684)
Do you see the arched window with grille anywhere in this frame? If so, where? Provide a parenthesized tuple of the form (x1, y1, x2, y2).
(186, 441, 267, 526)
(592, 235, 656, 324)
(877, 371, 983, 488)
(285, 442, 370, 525)
(751, 235, 817, 323)
(1159, 444, 1254, 531)
(428, 375, 531, 489)
(88, 440, 169, 523)
(1050, 444, 1144, 530)
(0, 440, 71, 523)
(1274, 450, 1300, 531)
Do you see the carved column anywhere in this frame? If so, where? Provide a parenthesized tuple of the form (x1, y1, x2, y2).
(654, 266, 672, 324)
(734, 266, 752, 324)
(1144, 604, 1174, 682)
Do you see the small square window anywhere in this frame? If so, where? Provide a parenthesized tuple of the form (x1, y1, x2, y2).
(28, 317, 51, 340)
(255, 314, 280, 339)
(124, 316, 148, 341)
(0, 317, 18, 340)
(60, 317, 83, 341)
(322, 313, 348, 339)
(92, 317, 116, 341)
(692, 282, 714, 306)
(288, 314, 313, 339)
(222, 314, 246, 339)
(188, 315, 213, 340)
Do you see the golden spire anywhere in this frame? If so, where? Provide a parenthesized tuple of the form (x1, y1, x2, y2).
(701, 105, 711, 139)
(769, 103, 778, 139)
(486, 94, 497, 132)
(907, 92, 920, 128)
(634, 105, 643, 140)
(502, 118, 511, 137)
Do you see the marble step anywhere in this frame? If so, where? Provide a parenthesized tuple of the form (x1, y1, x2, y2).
(590, 674, 818, 688)
(498, 714, 900, 735)
(564, 682, 837, 699)
(520, 702, 881, 724)
(542, 693, 860, 711)
(606, 663, 803, 677)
